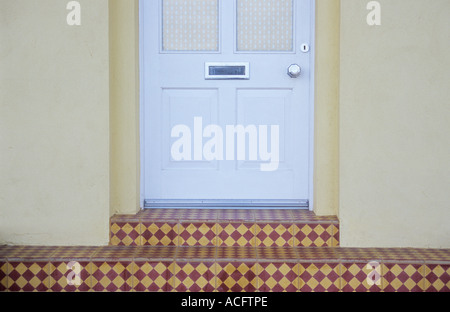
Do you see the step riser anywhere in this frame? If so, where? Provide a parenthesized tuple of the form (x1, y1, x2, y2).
(2, 245, 449, 292)
(2, 259, 448, 292)
(110, 209, 340, 247)
(110, 221, 339, 247)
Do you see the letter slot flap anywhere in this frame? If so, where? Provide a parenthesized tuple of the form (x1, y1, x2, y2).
(205, 62, 249, 80)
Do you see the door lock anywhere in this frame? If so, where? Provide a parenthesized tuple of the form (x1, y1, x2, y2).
(287, 64, 301, 78)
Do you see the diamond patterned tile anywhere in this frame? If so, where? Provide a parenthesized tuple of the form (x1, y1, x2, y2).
(133, 246, 177, 260)
(179, 209, 219, 221)
(293, 224, 334, 247)
(333, 248, 383, 262)
(138, 208, 182, 221)
(414, 249, 450, 262)
(382, 263, 425, 292)
(341, 262, 383, 292)
(289, 209, 315, 221)
(257, 262, 300, 292)
(254, 209, 293, 221)
(0, 245, 25, 259)
(92, 246, 135, 260)
(297, 247, 338, 261)
(173, 262, 215, 292)
(110, 221, 141, 246)
(256, 223, 293, 247)
(423, 264, 450, 292)
(216, 247, 257, 260)
(51, 246, 99, 260)
(176, 247, 216, 260)
(217, 223, 256, 247)
(49, 261, 91, 291)
(216, 262, 258, 292)
(131, 261, 173, 292)
(299, 262, 341, 292)
(141, 222, 178, 246)
(7, 261, 50, 291)
(218, 209, 254, 221)
(257, 247, 298, 261)
(6, 246, 58, 260)
(331, 224, 340, 246)
(1, 261, 8, 291)
(377, 248, 424, 262)
(91, 261, 133, 291)
(179, 222, 217, 246)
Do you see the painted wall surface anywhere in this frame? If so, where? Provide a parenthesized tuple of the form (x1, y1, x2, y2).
(313, 0, 340, 216)
(1, 0, 448, 248)
(109, 0, 141, 216)
(0, 0, 110, 245)
(339, 0, 450, 247)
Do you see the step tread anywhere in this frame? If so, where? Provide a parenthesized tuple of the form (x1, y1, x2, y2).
(2, 245, 450, 263)
(113, 208, 339, 222)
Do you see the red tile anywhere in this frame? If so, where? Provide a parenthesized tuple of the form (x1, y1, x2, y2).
(256, 223, 293, 247)
(173, 262, 215, 292)
(179, 222, 217, 246)
(382, 263, 424, 292)
(423, 264, 450, 292)
(141, 222, 178, 246)
(216, 262, 258, 292)
(299, 262, 340, 292)
(7, 261, 50, 292)
(132, 261, 172, 292)
(49, 261, 91, 291)
(341, 262, 382, 292)
(217, 223, 255, 247)
(91, 261, 132, 291)
(0, 261, 7, 291)
(258, 262, 299, 292)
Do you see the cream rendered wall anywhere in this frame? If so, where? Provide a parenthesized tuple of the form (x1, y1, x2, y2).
(313, 0, 340, 216)
(109, 0, 141, 216)
(0, 0, 110, 245)
(339, 0, 450, 247)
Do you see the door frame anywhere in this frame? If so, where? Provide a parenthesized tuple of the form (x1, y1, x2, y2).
(138, 0, 315, 211)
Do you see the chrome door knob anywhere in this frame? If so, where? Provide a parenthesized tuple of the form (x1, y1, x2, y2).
(287, 64, 301, 78)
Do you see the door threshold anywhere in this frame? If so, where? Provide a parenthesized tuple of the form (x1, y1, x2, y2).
(144, 199, 309, 209)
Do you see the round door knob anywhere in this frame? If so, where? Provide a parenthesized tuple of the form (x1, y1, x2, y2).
(287, 64, 301, 78)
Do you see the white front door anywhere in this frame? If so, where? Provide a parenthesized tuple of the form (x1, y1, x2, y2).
(141, 0, 313, 208)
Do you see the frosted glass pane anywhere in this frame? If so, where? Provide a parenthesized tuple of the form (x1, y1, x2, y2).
(162, 0, 219, 51)
(237, 0, 293, 51)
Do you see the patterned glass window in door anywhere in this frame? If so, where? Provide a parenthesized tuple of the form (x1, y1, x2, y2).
(162, 0, 219, 51)
(237, 0, 294, 52)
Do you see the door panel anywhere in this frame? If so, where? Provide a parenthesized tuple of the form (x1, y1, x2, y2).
(142, 0, 313, 207)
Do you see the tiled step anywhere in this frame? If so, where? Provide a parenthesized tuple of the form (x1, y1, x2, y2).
(1, 245, 449, 292)
(110, 209, 340, 247)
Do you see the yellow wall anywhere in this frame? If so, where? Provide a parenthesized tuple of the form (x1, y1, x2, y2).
(1, 0, 448, 248)
(109, 0, 141, 216)
(313, 0, 340, 216)
(339, 0, 450, 247)
(0, 0, 110, 245)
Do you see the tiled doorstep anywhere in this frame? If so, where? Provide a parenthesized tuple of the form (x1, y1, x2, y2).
(1, 246, 449, 292)
(110, 209, 340, 247)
